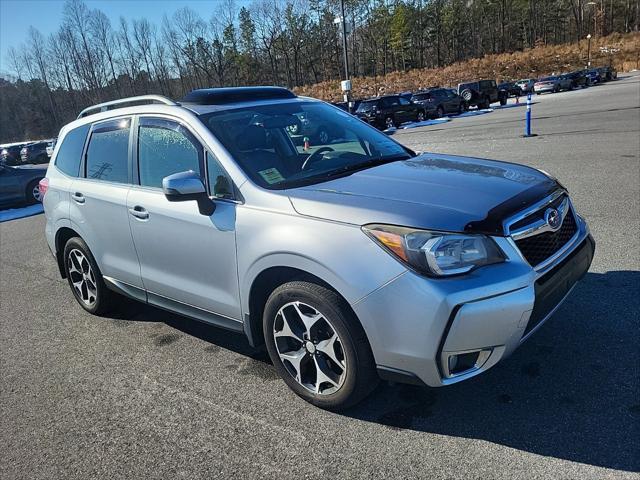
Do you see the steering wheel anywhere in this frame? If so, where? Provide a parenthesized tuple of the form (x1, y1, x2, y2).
(301, 146, 334, 171)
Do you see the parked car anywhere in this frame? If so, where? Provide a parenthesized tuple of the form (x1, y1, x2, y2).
(286, 111, 343, 145)
(411, 88, 467, 118)
(0, 163, 46, 206)
(534, 75, 570, 94)
(514, 78, 536, 94)
(330, 101, 360, 114)
(498, 81, 523, 97)
(598, 65, 617, 81)
(585, 68, 603, 84)
(355, 94, 426, 129)
(565, 70, 589, 89)
(20, 141, 50, 164)
(46, 139, 57, 157)
(42, 88, 594, 410)
(457, 80, 507, 109)
(1, 144, 26, 166)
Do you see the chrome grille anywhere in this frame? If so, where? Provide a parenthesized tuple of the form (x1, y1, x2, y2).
(514, 212, 578, 266)
(506, 193, 579, 267)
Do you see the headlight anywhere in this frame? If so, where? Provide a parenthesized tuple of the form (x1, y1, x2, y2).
(362, 224, 505, 277)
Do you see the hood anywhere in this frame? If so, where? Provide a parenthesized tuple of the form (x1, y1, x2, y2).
(287, 153, 561, 235)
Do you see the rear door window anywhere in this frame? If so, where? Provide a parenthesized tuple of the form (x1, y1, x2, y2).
(55, 124, 90, 177)
(85, 118, 131, 183)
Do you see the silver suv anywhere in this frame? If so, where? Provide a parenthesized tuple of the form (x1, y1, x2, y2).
(43, 88, 594, 410)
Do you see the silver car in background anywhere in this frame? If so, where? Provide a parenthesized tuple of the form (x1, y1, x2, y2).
(42, 88, 594, 410)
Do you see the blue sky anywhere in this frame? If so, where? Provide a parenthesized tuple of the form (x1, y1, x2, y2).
(0, 0, 240, 73)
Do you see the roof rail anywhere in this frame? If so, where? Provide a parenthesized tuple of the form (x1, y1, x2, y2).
(77, 95, 178, 119)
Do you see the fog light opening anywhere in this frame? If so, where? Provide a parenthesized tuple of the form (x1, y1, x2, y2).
(444, 349, 492, 378)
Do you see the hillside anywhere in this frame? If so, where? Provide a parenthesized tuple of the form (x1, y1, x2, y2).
(294, 33, 640, 101)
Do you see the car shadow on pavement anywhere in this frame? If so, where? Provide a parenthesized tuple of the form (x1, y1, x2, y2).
(107, 296, 266, 361)
(347, 270, 640, 472)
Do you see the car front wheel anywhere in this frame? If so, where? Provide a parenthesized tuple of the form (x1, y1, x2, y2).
(384, 116, 395, 129)
(263, 281, 378, 410)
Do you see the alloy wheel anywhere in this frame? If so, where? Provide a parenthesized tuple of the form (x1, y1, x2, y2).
(67, 249, 97, 307)
(32, 184, 42, 202)
(273, 301, 347, 395)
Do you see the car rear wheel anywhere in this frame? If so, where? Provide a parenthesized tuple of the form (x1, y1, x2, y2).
(436, 106, 444, 118)
(263, 281, 378, 410)
(384, 116, 395, 129)
(63, 237, 114, 315)
(417, 111, 425, 122)
(25, 179, 42, 204)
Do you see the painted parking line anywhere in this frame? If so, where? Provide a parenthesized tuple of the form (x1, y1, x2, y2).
(0, 204, 44, 223)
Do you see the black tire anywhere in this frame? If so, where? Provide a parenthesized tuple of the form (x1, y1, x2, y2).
(499, 96, 507, 106)
(25, 179, 42, 205)
(435, 106, 444, 118)
(383, 116, 395, 129)
(63, 237, 114, 315)
(417, 110, 425, 122)
(263, 281, 378, 410)
(460, 88, 473, 102)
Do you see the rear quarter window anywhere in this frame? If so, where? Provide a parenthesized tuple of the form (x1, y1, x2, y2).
(54, 124, 90, 177)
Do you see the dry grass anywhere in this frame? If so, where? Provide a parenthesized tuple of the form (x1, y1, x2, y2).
(295, 32, 640, 101)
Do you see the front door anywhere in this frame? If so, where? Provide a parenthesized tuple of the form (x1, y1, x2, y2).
(126, 116, 241, 321)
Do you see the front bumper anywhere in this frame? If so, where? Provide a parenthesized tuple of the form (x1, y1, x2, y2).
(353, 215, 594, 387)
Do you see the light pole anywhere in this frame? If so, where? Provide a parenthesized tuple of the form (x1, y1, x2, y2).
(339, 0, 349, 82)
(336, 0, 352, 112)
(587, 34, 592, 67)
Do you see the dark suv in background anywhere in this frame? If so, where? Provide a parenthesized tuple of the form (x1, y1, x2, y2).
(566, 70, 589, 89)
(1, 144, 26, 166)
(355, 95, 426, 129)
(411, 88, 467, 118)
(457, 80, 507, 109)
(20, 141, 50, 164)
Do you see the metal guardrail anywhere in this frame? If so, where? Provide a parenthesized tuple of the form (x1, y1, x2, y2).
(77, 95, 178, 119)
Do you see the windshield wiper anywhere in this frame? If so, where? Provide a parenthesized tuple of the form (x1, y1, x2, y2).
(321, 154, 410, 179)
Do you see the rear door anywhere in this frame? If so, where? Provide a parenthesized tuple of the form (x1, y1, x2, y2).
(126, 116, 241, 321)
(397, 96, 416, 122)
(69, 117, 143, 289)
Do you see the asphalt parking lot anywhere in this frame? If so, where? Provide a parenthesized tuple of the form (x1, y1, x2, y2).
(1, 74, 639, 479)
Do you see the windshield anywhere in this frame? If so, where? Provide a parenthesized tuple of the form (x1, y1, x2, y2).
(200, 101, 411, 190)
(355, 100, 377, 113)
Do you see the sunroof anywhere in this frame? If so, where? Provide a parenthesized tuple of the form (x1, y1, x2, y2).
(181, 87, 296, 105)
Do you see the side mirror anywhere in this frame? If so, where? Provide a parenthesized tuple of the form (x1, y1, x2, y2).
(162, 170, 215, 216)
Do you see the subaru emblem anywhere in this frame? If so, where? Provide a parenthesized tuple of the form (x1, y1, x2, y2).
(545, 208, 562, 231)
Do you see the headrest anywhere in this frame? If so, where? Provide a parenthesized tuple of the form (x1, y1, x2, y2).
(236, 125, 268, 151)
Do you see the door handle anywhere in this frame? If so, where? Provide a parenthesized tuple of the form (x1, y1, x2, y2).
(128, 206, 149, 220)
(71, 192, 85, 204)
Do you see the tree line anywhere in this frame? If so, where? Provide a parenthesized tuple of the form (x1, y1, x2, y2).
(1, 0, 638, 142)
